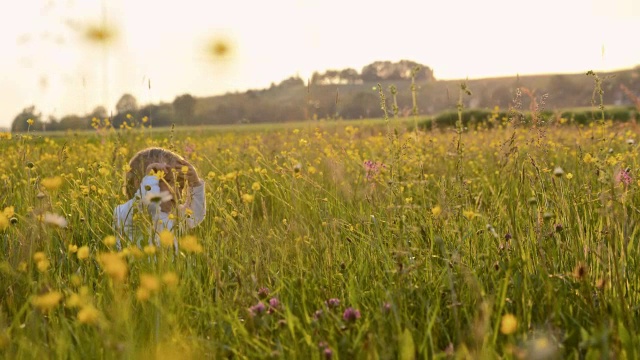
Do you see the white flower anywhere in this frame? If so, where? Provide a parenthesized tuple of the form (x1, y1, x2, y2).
(43, 212, 67, 228)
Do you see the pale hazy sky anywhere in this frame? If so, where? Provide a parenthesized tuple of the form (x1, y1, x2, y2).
(0, 0, 638, 128)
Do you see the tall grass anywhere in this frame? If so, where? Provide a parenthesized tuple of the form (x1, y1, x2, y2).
(1, 95, 639, 358)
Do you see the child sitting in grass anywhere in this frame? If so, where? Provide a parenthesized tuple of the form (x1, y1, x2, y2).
(113, 147, 205, 250)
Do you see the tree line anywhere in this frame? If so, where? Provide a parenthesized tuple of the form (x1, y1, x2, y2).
(10, 60, 640, 132)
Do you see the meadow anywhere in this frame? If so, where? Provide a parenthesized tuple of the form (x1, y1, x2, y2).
(1, 106, 640, 359)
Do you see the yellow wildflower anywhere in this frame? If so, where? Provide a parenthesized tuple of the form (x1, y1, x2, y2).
(77, 305, 100, 325)
(583, 153, 595, 164)
(242, 193, 254, 204)
(159, 229, 174, 248)
(3, 206, 14, 218)
(41, 176, 63, 191)
(32, 291, 63, 312)
(36, 259, 50, 273)
(68, 244, 78, 253)
(179, 235, 203, 253)
(136, 288, 150, 302)
(66, 293, 85, 308)
(140, 274, 160, 293)
(162, 272, 179, 289)
(463, 210, 477, 220)
(103, 235, 116, 247)
(500, 314, 517, 335)
(33, 252, 47, 263)
(566, 173, 573, 180)
(77, 246, 90, 260)
(251, 182, 261, 191)
(98, 253, 128, 282)
(143, 245, 156, 255)
(431, 205, 442, 218)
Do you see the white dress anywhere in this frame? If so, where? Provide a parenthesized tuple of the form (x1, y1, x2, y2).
(113, 175, 206, 250)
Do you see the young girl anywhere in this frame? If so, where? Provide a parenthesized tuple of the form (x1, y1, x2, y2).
(113, 147, 206, 250)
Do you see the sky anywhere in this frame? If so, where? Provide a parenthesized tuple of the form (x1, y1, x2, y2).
(0, 0, 638, 129)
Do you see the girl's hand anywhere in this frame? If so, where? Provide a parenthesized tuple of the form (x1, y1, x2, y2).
(174, 159, 203, 186)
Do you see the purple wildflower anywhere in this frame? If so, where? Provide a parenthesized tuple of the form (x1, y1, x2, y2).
(555, 224, 563, 233)
(363, 160, 385, 181)
(342, 307, 361, 322)
(313, 309, 324, 320)
(268, 297, 280, 314)
(325, 298, 340, 309)
(318, 341, 328, 349)
(504, 233, 512, 241)
(324, 347, 333, 359)
(269, 297, 280, 309)
(616, 169, 632, 186)
(249, 302, 266, 317)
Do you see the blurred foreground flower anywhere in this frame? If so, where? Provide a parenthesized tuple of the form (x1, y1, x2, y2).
(77, 305, 101, 325)
(140, 274, 160, 293)
(83, 23, 117, 45)
(98, 253, 128, 282)
(500, 313, 517, 335)
(179, 235, 203, 253)
(32, 291, 63, 312)
(43, 212, 67, 228)
(41, 176, 63, 191)
(207, 36, 234, 61)
(525, 336, 558, 360)
(431, 205, 442, 218)
(162, 272, 179, 289)
(77, 246, 90, 260)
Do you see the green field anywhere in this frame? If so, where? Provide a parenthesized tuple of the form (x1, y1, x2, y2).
(1, 114, 639, 359)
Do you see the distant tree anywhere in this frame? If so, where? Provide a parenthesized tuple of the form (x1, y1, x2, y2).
(312, 69, 361, 85)
(90, 106, 108, 120)
(339, 68, 360, 84)
(341, 92, 380, 118)
(115, 94, 138, 115)
(113, 94, 138, 128)
(173, 94, 196, 125)
(361, 62, 384, 82)
(11, 106, 43, 132)
(47, 115, 60, 132)
(58, 115, 89, 130)
(361, 60, 434, 82)
(277, 76, 304, 88)
(140, 104, 174, 127)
